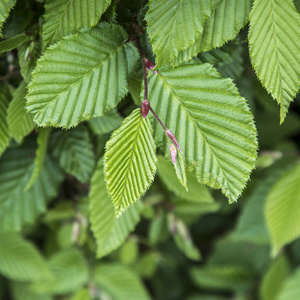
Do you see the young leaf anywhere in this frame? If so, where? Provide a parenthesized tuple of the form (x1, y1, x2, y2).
(148, 63, 257, 202)
(94, 264, 150, 300)
(157, 156, 214, 203)
(0, 85, 11, 156)
(32, 249, 89, 295)
(146, 0, 212, 67)
(0, 234, 52, 282)
(25, 128, 51, 190)
(71, 288, 91, 300)
(89, 159, 142, 258)
(7, 81, 35, 143)
(249, 0, 300, 123)
(265, 162, 300, 256)
(172, 0, 251, 67)
(104, 108, 157, 217)
(173, 149, 188, 191)
(0, 0, 16, 37)
(0, 33, 31, 54)
(26, 23, 139, 128)
(88, 109, 123, 135)
(50, 125, 95, 183)
(42, 0, 112, 46)
(278, 267, 300, 300)
(0, 139, 64, 232)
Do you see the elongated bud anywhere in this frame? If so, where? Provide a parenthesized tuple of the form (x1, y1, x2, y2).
(169, 143, 177, 165)
(143, 58, 158, 74)
(166, 129, 181, 152)
(140, 100, 150, 118)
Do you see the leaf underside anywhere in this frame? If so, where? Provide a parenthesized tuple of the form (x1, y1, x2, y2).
(0, 86, 11, 156)
(26, 23, 139, 128)
(104, 109, 157, 217)
(148, 63, 257, 202)
(249, 0, 300, 123)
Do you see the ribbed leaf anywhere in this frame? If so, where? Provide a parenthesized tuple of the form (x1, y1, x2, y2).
(0, 139, 64, 232)
(172, 0, 251, 67)
(32, 248, 89, 295)
(88, 109, 123, 135)
(104, 108, 157, 216)
(89, 159, 142, 258)
(260, 256, 290, 300)
(25, 128, 51, 190)
(50, 125, 95, 183)
(265, 162, 300, 256)
(249, 0, 300, 123)
(148, 63, 257, 202)
(278, 267, 300, 300)
(26, 23, 139, 128)
(0, 234, 52, 282)
(7, 81, 35, 143)
(0, 85, 10, 156)
(0, 33, 31, 54)
(94, 264, 150, 300)
(0, 0, 16, 37)
(145, 0, 213, 67)
(43, 0, 111, 46)
(157, 156, 214, 203)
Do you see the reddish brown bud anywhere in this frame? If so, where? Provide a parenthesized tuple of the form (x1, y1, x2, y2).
(169, 143, 177, 165)
(143, 58, 158, 74)
(140, 100, 150, 118)
(166, 129, 181, 152)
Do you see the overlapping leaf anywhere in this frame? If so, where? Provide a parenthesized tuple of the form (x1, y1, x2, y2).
(7, 81, 35, 143)
(90, 160, 142, 258)
(50, 126, 95, 183)
(0, 85, 10, 156)
(32, 249, 88, 295)
(0, 234, 52, 282)
(0, 0, 16, 37)
(148, 63, 257, 202)
(265, 162, 300, 256)
(42, 0, 112, 46)
(146, 0, 212, 67)
(26, 23, 139, 128)
(104, 109, 157, 216)
(11, 282, 52, 300)
(172, 0, 251, 67)
(278, 267, 300, 300)
(249, 0, 300, 123)
(0, 139, 64, 232)
(94, 264, 150, 300)
(0, 33, 31, 54)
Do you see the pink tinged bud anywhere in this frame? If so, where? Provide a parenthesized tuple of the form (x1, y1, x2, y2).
(169, 143, 177, 165)
(166, 129, 181, 152)
(140, 100, 150, 118)
(143, 58, 158, 74)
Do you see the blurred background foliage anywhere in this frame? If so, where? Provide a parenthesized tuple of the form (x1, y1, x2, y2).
(1, 0, 300, 299)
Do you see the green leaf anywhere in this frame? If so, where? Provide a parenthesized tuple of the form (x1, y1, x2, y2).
(25, 128, 51, 190)
(0, 85, 11, 156)
(278, 267, 300, 300)
(7, 81, 35, 143)
(0, 0, 16, 37)
(0, 139, 64, 232)
(260, 255, 290, 300)
(265, 162, 300, 256)
(89, 159, 142, 258)
(249, 0, 300, 123)
(173, 149, 188, 190)
(42, 0, 112, 46)
(50, 125, 95, 183)
(295, 0, 300, 12)
(94, 264, 150, 300)
(32, 248, 89, 295)
(0, 33, 31, 54)
(157, 155, 213, 203)
(104, 108, 157, 216)
(172, 0, 251, 67)
(88, 109, 123, 135)
(0, 233, 52, 282)
(11, 282, 51, 300)
(71, 288, 91, 300)
(26, 23, 139, 128)
(148, 63, 257, 202)
(145, 0, 213, 67)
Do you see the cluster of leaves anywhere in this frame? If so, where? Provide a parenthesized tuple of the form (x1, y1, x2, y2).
(0, 0, 300, 299)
